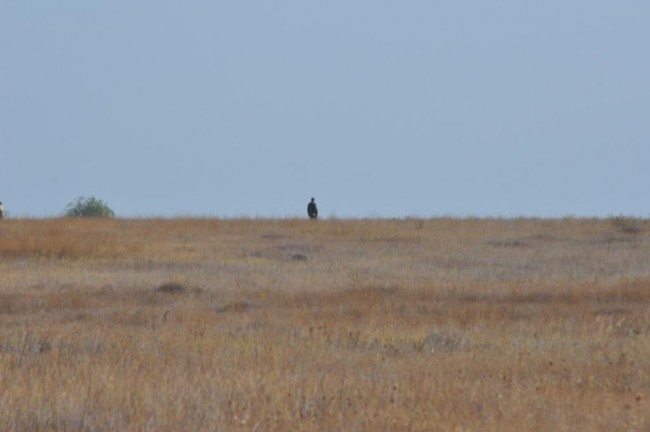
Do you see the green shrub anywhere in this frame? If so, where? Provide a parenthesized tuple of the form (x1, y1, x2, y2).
(65, 196, 115, 218)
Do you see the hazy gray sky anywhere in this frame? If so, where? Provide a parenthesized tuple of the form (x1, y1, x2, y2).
(2, 1, 649, 218)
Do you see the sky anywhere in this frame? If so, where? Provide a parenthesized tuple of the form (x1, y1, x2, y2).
(1, 1, 649, 218)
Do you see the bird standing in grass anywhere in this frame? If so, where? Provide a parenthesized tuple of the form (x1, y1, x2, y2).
(307, 198, 318, 220)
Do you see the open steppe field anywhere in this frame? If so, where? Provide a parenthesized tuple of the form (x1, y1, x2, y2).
(1, 217, 649, 431)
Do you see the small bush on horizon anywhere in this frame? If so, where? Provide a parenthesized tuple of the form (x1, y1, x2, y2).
(65, 196, 115, 218)
(607, 215, 642, 234)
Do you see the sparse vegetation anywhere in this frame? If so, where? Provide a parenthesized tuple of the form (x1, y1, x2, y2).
(0, 217, 649, 430)
(608, 215, 643, 235)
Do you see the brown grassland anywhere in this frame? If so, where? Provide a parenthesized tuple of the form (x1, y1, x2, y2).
(0, 217, 649, 431)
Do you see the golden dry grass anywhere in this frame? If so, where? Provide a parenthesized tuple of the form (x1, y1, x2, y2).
(1, 217, 649, 431)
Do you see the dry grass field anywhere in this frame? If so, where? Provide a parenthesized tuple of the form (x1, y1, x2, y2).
(1, 217, 649, 431)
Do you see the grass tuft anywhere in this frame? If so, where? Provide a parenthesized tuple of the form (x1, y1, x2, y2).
(157, 282, 187, 294)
